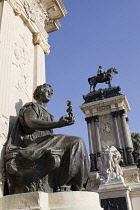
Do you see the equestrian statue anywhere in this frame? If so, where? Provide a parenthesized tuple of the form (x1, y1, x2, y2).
(88, 66, 118, 92)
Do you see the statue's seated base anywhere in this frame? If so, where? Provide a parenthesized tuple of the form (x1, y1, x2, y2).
(0, 191, 103, 210)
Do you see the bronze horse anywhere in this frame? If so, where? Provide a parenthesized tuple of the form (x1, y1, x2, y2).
(88, 68, 118, 92)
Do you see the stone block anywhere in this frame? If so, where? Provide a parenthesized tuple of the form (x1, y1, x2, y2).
(0, 191, 103, 210)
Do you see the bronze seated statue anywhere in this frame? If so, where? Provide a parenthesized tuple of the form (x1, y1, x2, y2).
(5, 84, 89, 194)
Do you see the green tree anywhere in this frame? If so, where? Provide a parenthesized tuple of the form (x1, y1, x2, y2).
(131, 133, 140, 140)
(131, 133, 140, 165)
(131, 133, 140, 150)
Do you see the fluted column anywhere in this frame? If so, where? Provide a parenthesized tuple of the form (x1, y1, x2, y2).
(85, 117, 97, 171)
(0, 1, 4, 29)
(93, 115, 102, 155)
(119, 110, 135, 165)
(0, 1, 15, 196)
(111, 111, 125, 166)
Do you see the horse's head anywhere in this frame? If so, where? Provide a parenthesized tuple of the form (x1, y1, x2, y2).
(107, 68, 118, 74)
(112, 68, 118, 74)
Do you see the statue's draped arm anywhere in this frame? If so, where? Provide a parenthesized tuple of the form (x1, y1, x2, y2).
(24, 105, 74, 131)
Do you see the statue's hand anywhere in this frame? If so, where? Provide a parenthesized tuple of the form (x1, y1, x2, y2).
(59, 115, 76, 127)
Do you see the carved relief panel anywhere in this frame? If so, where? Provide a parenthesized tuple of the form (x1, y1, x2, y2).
(10, 17, 34, 117)
(99, 114, 116, 147)
(0, 115, 8, 144)
(12, 33, 33, 99)
(23, 0, 48, 27)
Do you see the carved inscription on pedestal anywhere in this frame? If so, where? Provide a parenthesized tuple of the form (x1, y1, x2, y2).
(99, 114, 116, 147)
(96, 105, 111, 113)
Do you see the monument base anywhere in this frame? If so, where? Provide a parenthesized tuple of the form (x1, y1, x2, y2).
(0, 191, 103, 210)
(98, 185, 132, 210)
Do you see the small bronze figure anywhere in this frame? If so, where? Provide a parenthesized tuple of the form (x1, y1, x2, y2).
(66, 100, 74, 120)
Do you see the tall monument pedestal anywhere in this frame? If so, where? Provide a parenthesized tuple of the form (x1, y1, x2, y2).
(80, 87, 135, 171)
(80, 86, 140, 209)
(0, 191, 103, 210)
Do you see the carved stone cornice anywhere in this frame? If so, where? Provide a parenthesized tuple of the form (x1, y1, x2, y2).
(41, 0, 67, 19)
(6, 0, 67, 44)
(80, 95, 130, 117)
(54, 0, 68, 16)
(45, 18, 61, 33)
(33, 32, 50, 55)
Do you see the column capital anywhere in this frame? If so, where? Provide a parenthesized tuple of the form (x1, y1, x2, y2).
(85, 117, 92, 123)
(92, 115, 99, 122)
(33, 32, 50, 55)
(119, 109, 126, 116)
(111, 111, 119, 118)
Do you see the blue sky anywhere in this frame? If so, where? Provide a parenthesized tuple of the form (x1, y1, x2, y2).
(46, 1, 140, 152)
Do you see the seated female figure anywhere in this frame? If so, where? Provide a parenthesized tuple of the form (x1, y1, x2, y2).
(5, 84, 89, 194)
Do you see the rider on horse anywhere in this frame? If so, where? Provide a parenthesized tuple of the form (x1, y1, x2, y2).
(97, 66, 105, 78)
(88, 66, 118, 92)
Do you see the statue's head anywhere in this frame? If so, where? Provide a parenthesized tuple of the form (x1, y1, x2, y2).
(33, 83, 53, 103)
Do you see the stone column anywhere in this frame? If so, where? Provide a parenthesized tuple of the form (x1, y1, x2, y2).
(0, 1, 15, 196)
(85, 117, 97, 171)
(119, 110, 135, 165)
(93, 115, 102, 155)
(111, 111, 125, 166)
(33, 32, 50, 89)
(0, 0, 4, 28)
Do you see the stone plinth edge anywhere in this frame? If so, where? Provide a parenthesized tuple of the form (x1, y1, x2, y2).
(0, 191, 103, 210)
(80, 94, 130, 117)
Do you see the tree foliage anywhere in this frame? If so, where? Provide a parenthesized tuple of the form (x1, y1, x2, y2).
(131, 132, 140, 151)
(131, 132, 140, 140)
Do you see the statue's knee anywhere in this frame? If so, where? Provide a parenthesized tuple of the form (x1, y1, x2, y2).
(72, 136, 84, 146)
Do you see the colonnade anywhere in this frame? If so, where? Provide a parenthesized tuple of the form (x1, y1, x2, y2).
(85, 109, 135, 171)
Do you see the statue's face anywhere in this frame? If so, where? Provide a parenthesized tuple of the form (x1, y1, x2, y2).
(39, 85, 53, 103)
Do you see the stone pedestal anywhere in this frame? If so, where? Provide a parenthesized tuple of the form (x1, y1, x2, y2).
(80, 88, 135, 170)
(0, 191, 103, 210)
(0, 0, 67, 196)
(98, 185, 132, 210)
(130, 184, 140, 210)
(123, 165, 140, 210)
(80, 87, 140, 209)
